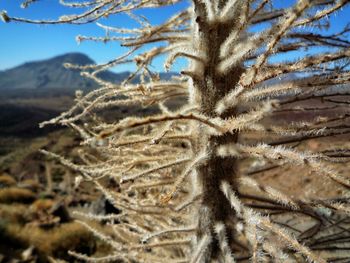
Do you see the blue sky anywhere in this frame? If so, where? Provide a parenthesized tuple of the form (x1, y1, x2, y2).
(0, 0, 349, 72)
(0, 0, 189, 72)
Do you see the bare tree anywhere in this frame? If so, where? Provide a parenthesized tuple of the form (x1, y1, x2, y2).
(3, 0, 350, 262)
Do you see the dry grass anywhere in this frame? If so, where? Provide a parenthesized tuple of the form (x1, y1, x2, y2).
(0, 174, 16, 187)
(0, 203, 29, 224)
(0, 199, 97, 261)
(3, 222, 95, 261)
(19, 178, 42, 192)
(30, 198, 55, 212)
(0, 187, 36, 204)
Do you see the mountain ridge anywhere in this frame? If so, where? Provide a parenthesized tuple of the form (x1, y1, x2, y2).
(0, 53, 174, 90)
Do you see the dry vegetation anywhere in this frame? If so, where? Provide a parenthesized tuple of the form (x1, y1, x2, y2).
(2, 0, 350, 263)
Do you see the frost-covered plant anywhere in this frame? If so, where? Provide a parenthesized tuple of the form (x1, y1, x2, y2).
(3, 0, 350, 262)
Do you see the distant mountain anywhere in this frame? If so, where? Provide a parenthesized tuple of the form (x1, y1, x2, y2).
(0, 53, 175, 90)
(0, 53, 94, 89)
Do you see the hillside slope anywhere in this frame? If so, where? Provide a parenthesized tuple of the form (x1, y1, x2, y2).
(0, 53, 126, 90)
(0, 53, 176, 90)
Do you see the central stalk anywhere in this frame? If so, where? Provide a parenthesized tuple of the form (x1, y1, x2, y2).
(188, 1, 246, 260)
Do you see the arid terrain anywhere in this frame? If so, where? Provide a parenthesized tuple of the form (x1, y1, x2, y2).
(0, 53, 182, 262)
(1, 94, 349, 262)
(0, 54, 349, 262)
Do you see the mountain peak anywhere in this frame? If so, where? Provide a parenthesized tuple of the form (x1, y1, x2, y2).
(0, 53, 98, 90)
(49, 52, 95, 65)
(0, 53, 175, 90)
